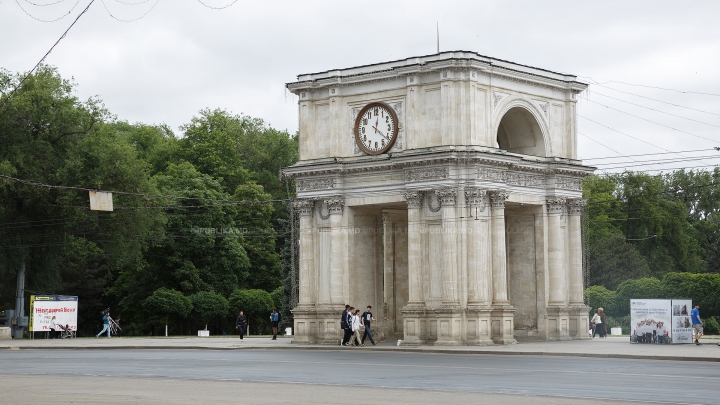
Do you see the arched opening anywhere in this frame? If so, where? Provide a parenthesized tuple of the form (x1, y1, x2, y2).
(496, 107, 546, 157)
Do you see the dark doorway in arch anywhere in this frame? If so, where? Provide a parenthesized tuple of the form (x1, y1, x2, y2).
(496, 107, 546, 157)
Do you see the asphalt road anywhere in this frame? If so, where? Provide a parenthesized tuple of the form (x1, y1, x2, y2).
(0, 349, 718, 404)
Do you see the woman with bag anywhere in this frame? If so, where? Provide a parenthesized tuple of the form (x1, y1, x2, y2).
(591, 310, 602, 338)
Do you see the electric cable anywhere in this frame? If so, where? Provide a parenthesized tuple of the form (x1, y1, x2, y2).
(99, 0, 159, 22)
(580, 76, 720, 97)
(14, 0, 79, 22)
(0, 0, 95, 110)
(196, 0, 237, 10)
(22, 0, 67, 6)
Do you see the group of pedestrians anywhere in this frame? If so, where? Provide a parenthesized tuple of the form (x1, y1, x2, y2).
(340, 305, 376, 347)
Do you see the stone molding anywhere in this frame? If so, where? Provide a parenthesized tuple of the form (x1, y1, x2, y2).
(296, 177, 336, 191)
(464, 187, 488, 210)
(556, 176, 582, 191)
(323, 196, 345, 215)
(293, 199, 315, 217)
(506, 172, 545, 188)
(405, 166, 449, 182)
(435, 187, 458, 206)
(546, 197, 567, 214)
(476, 167, 507, 182)
(489, 190, 509, 209)
(283, 150, 593, 181)
(566, 198, 587, 215)
(403, 190, 424, 209)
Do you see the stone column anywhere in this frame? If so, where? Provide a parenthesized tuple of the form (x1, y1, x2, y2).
(546, 197, 567, 306)
(294, 199, 315, 307)
(489, 190, 515, 344)
(401, 190, 425, 345)
(567, 198, 586, 305)
(291, 198, 317, 344)
(489, 190, 510, 306)
(567, 197, 591, 339)
(437, 188, 459, 307)
(434, 187, 462, 346)
(465, 188, 493, 345)
(326, 196, 345, 306)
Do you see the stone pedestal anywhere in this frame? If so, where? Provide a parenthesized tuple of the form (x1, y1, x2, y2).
(291, 308, 318, 344)
(433, 308, 464, 346)
(546, 307, 572, 341)
(316, 308, 343, 345)
(465, 307, 494, 345)
(491, 307, 517, 344)
(400, 306, 426, 346)
(569, 305, 592, 340)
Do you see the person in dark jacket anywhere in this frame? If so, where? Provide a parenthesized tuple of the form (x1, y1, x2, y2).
(341, 305, 352, 346)
(236, 311, 247, 340)
(598, 308, 607, 338)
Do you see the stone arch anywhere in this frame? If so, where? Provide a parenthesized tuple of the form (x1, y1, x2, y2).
(494, 99, 551, 158)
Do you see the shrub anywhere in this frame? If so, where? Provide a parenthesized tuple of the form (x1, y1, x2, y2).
(703, 317, 719, 335)
(191, 291, 229, 328)
(585, 285, 618, 317)
(614, 277, 663, 315)
(228, 289, 274, 334)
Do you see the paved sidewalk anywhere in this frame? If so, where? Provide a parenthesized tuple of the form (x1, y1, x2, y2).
(2, 335, 719, 362)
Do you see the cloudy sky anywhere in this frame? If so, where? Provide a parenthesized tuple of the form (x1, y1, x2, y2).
(2, 0, 719, 172)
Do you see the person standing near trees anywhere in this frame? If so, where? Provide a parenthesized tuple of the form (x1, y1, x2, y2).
(691, 304, 703, 345)
(236, 311, 247, 340)
(598, 308, 607, 338)
(270, 308, 279, 340)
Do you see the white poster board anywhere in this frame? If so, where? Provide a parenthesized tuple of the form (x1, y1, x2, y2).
(630, 299, 672, 344)
(671, 299, 693, 344)
(29, 295, 78, 332)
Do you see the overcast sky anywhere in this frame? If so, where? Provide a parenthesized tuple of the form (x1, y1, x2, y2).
(2, 0, 720, 173)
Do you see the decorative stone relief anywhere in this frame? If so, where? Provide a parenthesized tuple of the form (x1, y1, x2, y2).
(566, 198, 587, 215)
(296, 177, 336, 191)
(493, 92, 509, 109)
(489, 190, 509, 209)
(476, 167, 507, 182)
(435, 187, 458, 206)
(405, 166, 449, 182)
(546, 197, 567, 214)
(293, 199, 315, 217)
(556, 176, 582, 191)
(506, 172, 545, 188)
(534, 99, 549, 116)
(324, 196, 345, 215)
(403, 190, 424, 209)
(426, 191, 442, 213)
(464, 187, 487, 211)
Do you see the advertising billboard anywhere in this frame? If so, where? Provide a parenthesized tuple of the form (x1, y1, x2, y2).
(29, 295, 78, 332)
(630, 299, 692, 344)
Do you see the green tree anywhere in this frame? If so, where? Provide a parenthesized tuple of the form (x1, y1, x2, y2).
(228, 289, 274, 334)
(143, 287, 193, 336)
(191, 291, 229, 331)
(584, 285, 618, 317)
(614, 278, 664, 315)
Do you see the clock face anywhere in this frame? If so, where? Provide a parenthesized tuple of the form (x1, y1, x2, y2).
(354, 102, 399, 155)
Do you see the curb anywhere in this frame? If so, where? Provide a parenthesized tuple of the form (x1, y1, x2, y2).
(2, 343, 719, 363)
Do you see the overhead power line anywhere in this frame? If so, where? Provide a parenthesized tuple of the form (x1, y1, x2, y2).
(0, 0, 95, 110)
(14, 0, 80, 22)
(196, 0, 238, 10)
(584, 148, 720, 161)
(580, 76, 720, 97)
(99, 0, 160, 22)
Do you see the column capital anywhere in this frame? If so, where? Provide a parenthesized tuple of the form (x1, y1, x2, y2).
(567, 198, 587, 215)
(546, 197, 567, 214)
(403, 190, 424, 209)
(293, 199, 315, 217)
(323, 196, 345, 215)
(435, 187, 458, 206)
(489, 189, 508, 209)
(464, 187, 488, 210)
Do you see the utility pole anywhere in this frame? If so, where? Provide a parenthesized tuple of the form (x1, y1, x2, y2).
(14, 259, 25, 339)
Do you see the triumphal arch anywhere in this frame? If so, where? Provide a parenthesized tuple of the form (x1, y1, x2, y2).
(284, 51, 593, 345)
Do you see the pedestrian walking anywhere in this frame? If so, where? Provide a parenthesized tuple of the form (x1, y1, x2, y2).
(350, 309, 363, 347)
(591, 310, 601, 338)
(691, 304, 703, 345)
(341, 305, 352, 346)
(236, 311, 247, 340)
(598, 308, 607, 338)
(361, 305, 376, 346)
(96, 311, 111, 338)
(270, 308, 279, 340)
(49, 316, 58, 339)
